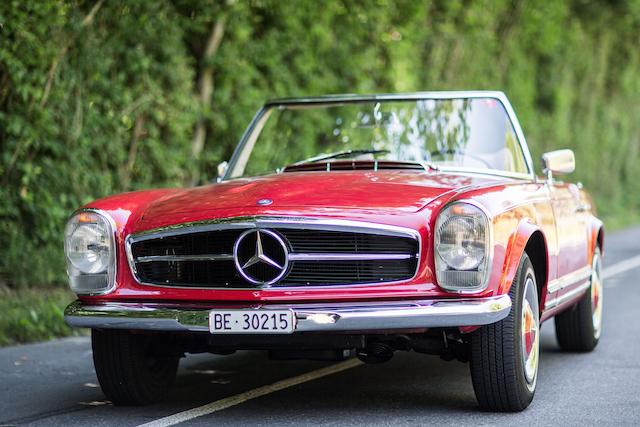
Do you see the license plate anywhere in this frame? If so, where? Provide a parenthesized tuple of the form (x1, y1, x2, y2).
(209, 310, 295, 334)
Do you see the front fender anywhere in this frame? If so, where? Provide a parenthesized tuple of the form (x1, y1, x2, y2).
(82, 188, 183, 235)
(496, 219, 548, 297)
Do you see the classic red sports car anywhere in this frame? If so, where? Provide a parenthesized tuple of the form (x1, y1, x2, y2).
(64, 92, 603, 411)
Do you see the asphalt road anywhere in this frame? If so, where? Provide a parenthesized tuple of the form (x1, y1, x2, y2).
(2, 227, 640, 426)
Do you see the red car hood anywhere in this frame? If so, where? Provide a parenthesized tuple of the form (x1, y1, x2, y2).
(134, 171, 504, 231)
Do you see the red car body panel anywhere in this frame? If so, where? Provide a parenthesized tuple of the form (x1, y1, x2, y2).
(80, 167, 602, 328)
(131, 171, 502, 230)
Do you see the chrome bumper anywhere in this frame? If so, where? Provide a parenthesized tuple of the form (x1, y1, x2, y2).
(64, 295, 511, 333)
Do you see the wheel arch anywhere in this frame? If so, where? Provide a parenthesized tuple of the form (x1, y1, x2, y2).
(597, 229, 604, 251)
(594, 221, 604, 256)
(498, 220, 549, 312)
(524, 230, 548, 306)
(585, 215, 604, 262)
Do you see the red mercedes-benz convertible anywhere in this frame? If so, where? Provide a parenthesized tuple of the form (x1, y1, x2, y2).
(64, 92, 603, 411)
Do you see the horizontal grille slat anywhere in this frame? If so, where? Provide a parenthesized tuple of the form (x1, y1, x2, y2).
(136, 260, 248, 288)
(133, 229, 243, 258)
(130, 222, 419, 288)
(282, 229, 416, 254)
(281, 260, 418, 286)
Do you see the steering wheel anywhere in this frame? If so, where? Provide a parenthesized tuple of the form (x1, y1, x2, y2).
(429, 149, 493, 169)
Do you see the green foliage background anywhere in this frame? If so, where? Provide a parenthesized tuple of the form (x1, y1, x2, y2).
(1, 0, 640, 289)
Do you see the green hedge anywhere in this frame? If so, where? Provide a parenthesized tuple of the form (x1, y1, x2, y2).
(1, 0, 639, 289)
(0, 287, 80, 345)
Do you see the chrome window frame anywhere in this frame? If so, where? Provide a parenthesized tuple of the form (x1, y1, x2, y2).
(125, 216, 422, 291)
(223, 91, 535, 181)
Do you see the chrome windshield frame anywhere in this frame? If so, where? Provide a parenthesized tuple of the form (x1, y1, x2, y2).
(223, 91, 535, 182)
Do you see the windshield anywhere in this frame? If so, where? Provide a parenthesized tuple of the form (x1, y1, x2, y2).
(229, 98, 529, 178)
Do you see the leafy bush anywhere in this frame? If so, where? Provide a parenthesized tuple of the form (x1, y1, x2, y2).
(1, 0, 639, 289)
(0, 287, 80, 345)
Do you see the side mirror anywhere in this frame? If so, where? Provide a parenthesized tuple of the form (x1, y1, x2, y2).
(216, 161, 228, 182)
(541, 149, 575, 182)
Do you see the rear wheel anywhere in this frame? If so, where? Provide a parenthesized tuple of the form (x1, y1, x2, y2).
(555, 248, 603, 352)
(470, 253, 539, 412)
(92, 329, 180, 406)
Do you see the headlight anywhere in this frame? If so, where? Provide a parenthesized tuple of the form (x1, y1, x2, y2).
(435, 202, 491, 292)
(64, 210, 116, 295)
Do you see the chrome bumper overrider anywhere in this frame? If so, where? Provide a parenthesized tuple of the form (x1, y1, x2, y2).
(64, 295, 511, 333)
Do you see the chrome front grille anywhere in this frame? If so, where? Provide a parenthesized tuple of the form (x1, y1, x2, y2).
(127, 218, 420, 289)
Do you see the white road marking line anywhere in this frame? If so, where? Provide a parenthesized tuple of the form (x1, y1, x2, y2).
(603, 254, 640, 281)
(137, 358, 363, 427)
(136, 253, 640, 427)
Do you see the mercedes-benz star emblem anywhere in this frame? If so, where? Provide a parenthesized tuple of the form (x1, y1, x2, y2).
(233, 229, 289, 285)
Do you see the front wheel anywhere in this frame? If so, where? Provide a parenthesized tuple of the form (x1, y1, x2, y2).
(555, 248, 603, 352)
(469, 253, 540, 412)
(92, 329, 180, 406)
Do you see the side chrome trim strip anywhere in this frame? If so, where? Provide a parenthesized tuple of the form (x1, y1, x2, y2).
(546, 266, 591, 294)
(544, 280, 590, 310)
(64, 294, 512, 333)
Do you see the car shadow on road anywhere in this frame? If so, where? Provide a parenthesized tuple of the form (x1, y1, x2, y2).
(25, 327, 573, 426)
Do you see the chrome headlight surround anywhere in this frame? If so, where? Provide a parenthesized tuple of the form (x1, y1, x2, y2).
(64, 209, 117, 295)
(435, 201, 492, 293)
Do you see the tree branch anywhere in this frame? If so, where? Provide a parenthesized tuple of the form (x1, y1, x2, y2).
(39, 0, 104, 108)
(4, 0, 105, 184)
(121, 115, 145, 190)
(190, 16, 226, 185)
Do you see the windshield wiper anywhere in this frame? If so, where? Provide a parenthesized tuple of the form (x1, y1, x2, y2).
(291, 149, 391, 166)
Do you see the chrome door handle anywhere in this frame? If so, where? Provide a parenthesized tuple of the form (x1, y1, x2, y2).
(575, 203, 590, 213)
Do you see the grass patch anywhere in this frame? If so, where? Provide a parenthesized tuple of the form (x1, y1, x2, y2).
(0, 286, 82, 347)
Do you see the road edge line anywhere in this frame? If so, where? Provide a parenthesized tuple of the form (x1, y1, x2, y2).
(603, 254, 640, 280)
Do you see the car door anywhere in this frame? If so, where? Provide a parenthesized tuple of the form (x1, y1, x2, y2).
(547, 181, 589, 298)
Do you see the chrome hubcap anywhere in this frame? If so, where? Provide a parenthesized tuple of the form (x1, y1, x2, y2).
(521, 276, 539, 389)
(591, 253, 603, 339)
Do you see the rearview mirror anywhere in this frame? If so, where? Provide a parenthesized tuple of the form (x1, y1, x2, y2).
(541, 149, 575, 182)
(217, 161, 228, 182)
